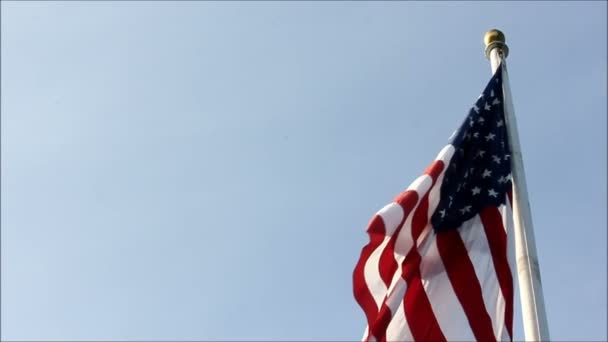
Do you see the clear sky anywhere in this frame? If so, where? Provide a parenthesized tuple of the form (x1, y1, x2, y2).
(1, 1, 606, 341)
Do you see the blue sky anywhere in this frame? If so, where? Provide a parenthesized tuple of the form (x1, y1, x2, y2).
(1, 1, 606, 341)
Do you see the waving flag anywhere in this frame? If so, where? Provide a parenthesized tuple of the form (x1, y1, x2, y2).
(353, 63, 515, 342)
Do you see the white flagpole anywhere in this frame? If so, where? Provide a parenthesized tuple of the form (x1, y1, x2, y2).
(483, 29, 550, 341)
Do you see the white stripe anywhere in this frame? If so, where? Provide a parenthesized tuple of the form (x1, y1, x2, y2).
(415, 142, 478, 340)
(385, 278, 413, 341)
(378, 174, 433, 341)
(419, 233, 476, 341)
(362, 203, 406, 309)
(502, 201, 516, 341)
(406, 174, 432, 192)
(378, 203, 405, 237)
(363, 237, 392, 309)
(395, 175, 433, 256)
(416, 142, 479, 340)
(375, 171, 438, 341)
(383, 175, 433, 295)
(435, 144, 455, 162)
(380, 175, 433, 340)
(502, 201, 516, 277)
(363, 144, 460, 341)
(386, 154, 452, 340)
(416, 155, 450, 246)
(361, 325, 369, 342)
(459, 214, 506, 341)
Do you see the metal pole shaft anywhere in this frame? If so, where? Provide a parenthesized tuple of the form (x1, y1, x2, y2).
(485, 30, 550, 342)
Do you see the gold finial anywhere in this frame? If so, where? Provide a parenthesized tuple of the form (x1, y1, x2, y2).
(484, 29, 506, 48)
(483, 29, 508, 59)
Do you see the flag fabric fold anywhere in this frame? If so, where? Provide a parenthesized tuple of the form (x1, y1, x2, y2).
(353, 63, 515, 342)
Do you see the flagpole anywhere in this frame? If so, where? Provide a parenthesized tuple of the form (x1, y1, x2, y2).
(483, 29, 550, 341)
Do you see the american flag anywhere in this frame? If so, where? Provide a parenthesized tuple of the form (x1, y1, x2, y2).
(353, 63, 515, 342)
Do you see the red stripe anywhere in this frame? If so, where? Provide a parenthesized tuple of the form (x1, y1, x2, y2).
(378, 191, 418, 287)
(355, 158, 447, 341)
(370, 302, 395, 342)
(371, 187, 423, 342)
(400, 176, 446, 341)
(378, 237, 399, 288)
(424, 160, 445, 183)
(366, 191, 419, 341)
(480, 207, 514, 340)
(399, 161, 446, 341)
(437, 229, 497, 342)
(353, 215, 385, 331)
(372, 247, 448, 342)
(409, 160, 444, 240)
(411, 191, 429, 240)
(402, 249, 447, 342)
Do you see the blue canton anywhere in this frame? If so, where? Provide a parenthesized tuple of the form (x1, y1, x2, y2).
(431, 63, 512, 232)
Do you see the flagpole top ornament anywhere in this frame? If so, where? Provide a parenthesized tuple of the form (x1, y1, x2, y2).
(484, 29, 509, 59)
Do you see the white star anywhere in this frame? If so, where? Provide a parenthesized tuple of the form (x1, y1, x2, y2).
(464, 170, 469, 178)
(498, 176, 506, 184)
(504, 154, 511, 160)
(439, 209, 446, 218)
(469, 167, 475, 174)
(459, 205, 472, 214)
(473, 104, 480, 113)
(488, 189, 498, 197)
(492, 98, 501, 105)
(485, 133, 496, 141)
(484, 102, 492, 111)
(492, 155, 501, 164)
(497, 119, 504, 127)
(471, 187, 481, 195)
(476, 150, 486, 158)
(482, 169, 492, 178)
(473, 132, 480, 138)
(448, 196, 453, 208)
(469, 118, 475, 127)
(478, 116, 486, 124)
(490, 89, 495, 98)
